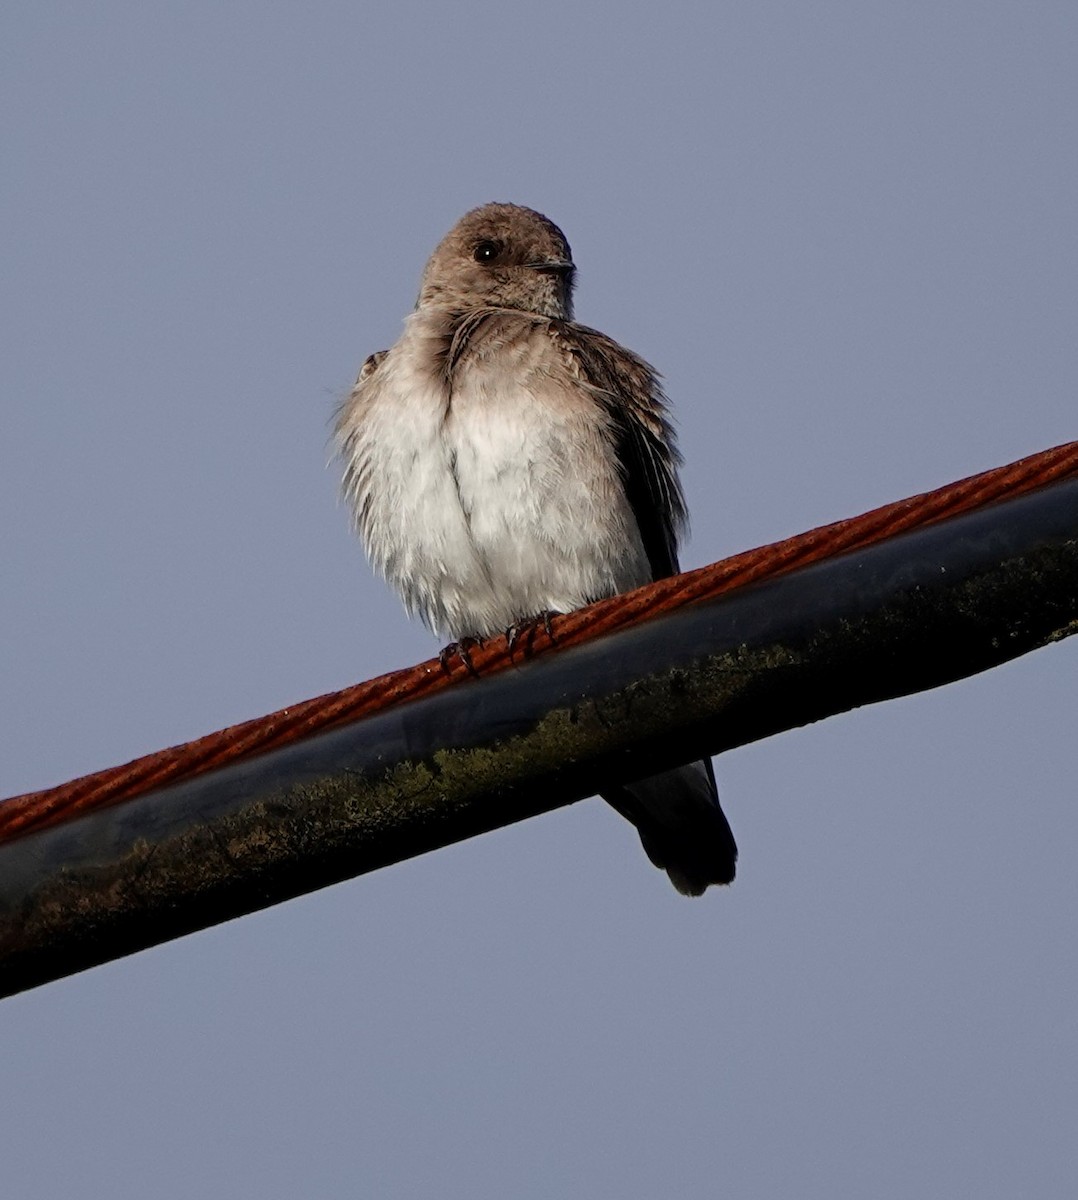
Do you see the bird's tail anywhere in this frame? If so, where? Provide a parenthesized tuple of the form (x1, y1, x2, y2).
(602, 758, 737, 895)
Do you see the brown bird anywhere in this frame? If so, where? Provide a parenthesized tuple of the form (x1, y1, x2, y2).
(335, 203, 737, 893)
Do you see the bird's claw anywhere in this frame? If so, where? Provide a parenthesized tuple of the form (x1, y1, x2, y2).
(438, 634, 484, 676)
(506, 610, 561, 655)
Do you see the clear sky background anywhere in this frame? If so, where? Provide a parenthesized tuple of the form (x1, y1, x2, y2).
(2, 4, 1076, 1197)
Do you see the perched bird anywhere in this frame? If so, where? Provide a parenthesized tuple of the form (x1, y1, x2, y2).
(335, 203, 737, 894)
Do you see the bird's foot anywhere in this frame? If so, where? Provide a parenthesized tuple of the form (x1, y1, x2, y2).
(506, 610, 561, 655)
(438, 635, 484, 676)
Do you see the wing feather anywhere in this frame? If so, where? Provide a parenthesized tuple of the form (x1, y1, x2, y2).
(549, 321, 687, 580)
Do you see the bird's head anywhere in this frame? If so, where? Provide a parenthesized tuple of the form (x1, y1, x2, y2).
(418, 203, 575, 320)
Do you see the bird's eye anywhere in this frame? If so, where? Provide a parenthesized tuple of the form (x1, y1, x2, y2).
(473, 240, 502, 263)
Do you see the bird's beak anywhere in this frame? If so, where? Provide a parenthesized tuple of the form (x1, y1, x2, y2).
(527, 259, 576, 280)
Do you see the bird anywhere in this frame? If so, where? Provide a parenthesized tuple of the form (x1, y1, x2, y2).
(335, 202, 737, 894)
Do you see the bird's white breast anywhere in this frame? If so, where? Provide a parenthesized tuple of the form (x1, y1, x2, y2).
(342, 312, 651, 639)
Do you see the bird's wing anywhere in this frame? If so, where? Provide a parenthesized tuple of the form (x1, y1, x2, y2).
(544, 323, 737, 892)
(334, 349, 389, 532)
(549, 321, 687, 580)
